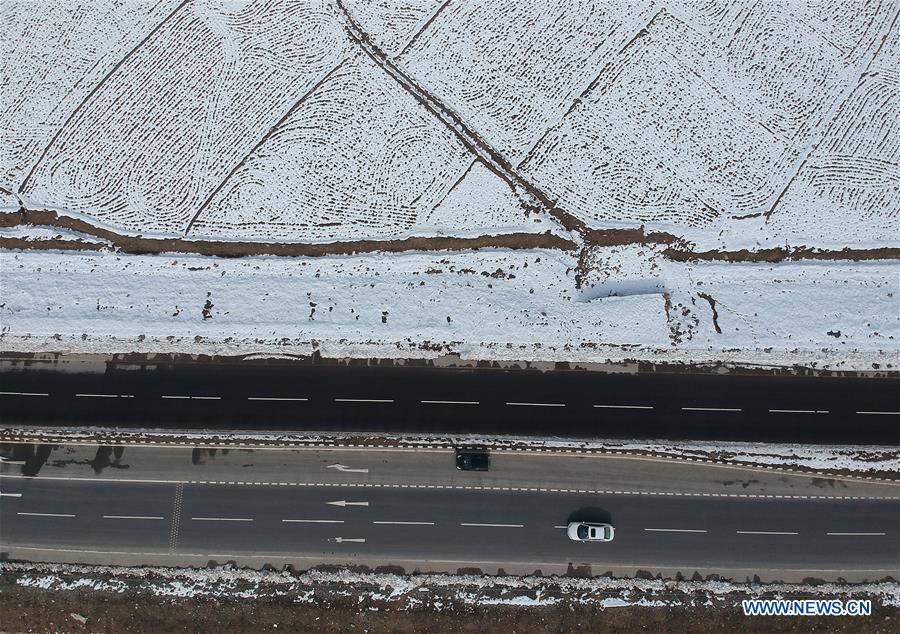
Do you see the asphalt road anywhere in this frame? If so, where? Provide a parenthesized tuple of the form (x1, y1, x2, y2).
(1, 359, 898, 442)
(2, 443, 898, 581)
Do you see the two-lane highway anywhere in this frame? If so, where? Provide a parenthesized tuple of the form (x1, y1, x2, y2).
(2, 442, 897, 581)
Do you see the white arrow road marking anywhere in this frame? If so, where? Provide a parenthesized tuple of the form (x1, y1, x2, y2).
(334, 537, 366, 543)
(327, 500, 369, 507)
(0, 457, 26, 465)
(326, 463, 369, 474)
(0, 492, 23, 497)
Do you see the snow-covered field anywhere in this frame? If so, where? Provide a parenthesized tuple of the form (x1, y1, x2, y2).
(1, 1, 898, 368)
(2, 247, 897, 370)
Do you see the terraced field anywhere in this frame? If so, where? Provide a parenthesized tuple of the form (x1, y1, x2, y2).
(1, 0, 897, 369)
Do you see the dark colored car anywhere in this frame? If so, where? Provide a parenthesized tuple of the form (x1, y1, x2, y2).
(456, 448, 489, 471)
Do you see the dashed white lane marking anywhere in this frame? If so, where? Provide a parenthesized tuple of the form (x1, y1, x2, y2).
(0, 391, 48, 397)
(372, 521, 434, 526)
(826, 532, 886, 536)
(0, 492, 23, 497)
(421, 400, 479, 405)
(282, 519, 344, 524)
(17, 512, 75, 518)
(553, 525, 567, 529)
(334, 398, 394, 404)
(247, 397, 308, 402)
(460, 523, 524, 528)
(190, 517, 253, 522)
(856, 411, 900, 415)
(103, 515, 164, 520)
(0, 475, 895, 500)
(593, 404, 654, 410)
(161, 395, 221, 400)
(0, 457, 26, 464)
(682, 407, 743, 412)
(644, 528, 707, 533)
(505, 402, 565, 407)
(736, 530, 798, 536)
(769, 409, 829, 414)
(76, 393, 134, 399)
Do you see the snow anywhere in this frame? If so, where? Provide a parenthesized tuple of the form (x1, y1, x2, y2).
(20, 1, 350, 235)
(0, 1, 898, 370)
(0, 224, 109, 244)
(341, 0, 444, 56)
(3, 426, 897, 475)
(0, 0, 179, 191)
(410, 161, 563, 238)
(188, 52, 473, 243)
(1, 247, 896, 371)
(7, 562, 899, 608)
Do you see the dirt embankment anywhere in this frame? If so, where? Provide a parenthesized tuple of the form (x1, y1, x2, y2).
(2, 583, 894, 634)
(2, 209, 898, 263)
(0, 209, 576, 256)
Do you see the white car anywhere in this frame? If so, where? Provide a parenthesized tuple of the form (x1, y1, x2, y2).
(567, 521, 614, 542)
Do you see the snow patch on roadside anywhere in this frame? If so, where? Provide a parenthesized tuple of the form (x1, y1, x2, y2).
(2, 427, 897, 476)
(6, 562, 899, 609)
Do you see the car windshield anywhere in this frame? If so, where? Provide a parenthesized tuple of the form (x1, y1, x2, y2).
(577, 525, 589, 539)
(604, 527, 611, 539)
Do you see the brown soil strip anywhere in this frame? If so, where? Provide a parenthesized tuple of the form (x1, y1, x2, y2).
(2, 210, 896, 263)
(664, 246, 900, 263)
(0, 209, 575, 256)
(696, 292, 722, 334)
